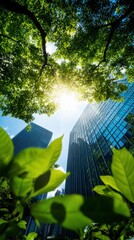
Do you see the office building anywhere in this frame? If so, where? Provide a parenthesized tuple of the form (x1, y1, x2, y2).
(65, 80, 134, 197)
(12, 122, 52, 155)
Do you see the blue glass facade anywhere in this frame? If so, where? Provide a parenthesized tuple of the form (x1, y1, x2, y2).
(65, 80, 134, 197)
(12, 122, 52, 155)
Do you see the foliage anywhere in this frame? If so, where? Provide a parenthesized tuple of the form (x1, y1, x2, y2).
(1, 126, 134, 240)
(0, 127, 69, 239)
(0, 0, 133, 122)
(92, 147, 134, 240)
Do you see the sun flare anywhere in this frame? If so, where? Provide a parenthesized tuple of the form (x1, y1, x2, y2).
(54, 88, 79, 112)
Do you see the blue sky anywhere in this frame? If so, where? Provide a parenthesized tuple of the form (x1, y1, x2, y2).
(0, 100, 87, 171)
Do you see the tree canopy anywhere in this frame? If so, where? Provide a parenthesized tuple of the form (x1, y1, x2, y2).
(0, 0, 133, 122)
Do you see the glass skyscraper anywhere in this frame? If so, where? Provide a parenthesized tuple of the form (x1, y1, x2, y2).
(12, 122, 52, 155)
(65, 80, 134, 197)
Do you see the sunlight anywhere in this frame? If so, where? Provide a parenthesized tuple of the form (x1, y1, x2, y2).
(57, 91, 78, 112)
(54, 88, 79, 113)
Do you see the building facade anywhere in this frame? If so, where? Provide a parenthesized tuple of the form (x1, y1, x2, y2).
(12, 122, 52, 155)
(12, 123, 53, 236)
(65, 80, 134, 196)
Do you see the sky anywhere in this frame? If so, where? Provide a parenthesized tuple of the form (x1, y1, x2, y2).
(0, 100, 87, 171)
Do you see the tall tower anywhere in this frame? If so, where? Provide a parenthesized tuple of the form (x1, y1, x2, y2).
(65, 80, 134, 196)
(12, 122, 52, 154)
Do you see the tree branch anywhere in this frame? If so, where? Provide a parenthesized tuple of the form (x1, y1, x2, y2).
(0, 0, 48, 75)
(90, 4, 134, 33)
(92, 4, 134, 71)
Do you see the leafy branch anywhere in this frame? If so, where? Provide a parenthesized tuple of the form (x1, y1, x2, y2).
(0, 0, 48, 76)
(92, 4, 134, 71)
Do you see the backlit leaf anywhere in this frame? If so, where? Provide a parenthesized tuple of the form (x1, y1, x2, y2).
(31, 194, 91, 233)
(11, 176, 33, 197)
(32, 170, 70, 197)
(9, 136, 63, 178)
(47, 136, 63, 166)
(17, 220, 26, 229)
(31, 194, 130, 233)
(100, 175, 121, 192)
(93, 185, 123, 201)
(0, 127, 14, 170)
(23, 232, 38, 240)
(112, 148, 134, 203)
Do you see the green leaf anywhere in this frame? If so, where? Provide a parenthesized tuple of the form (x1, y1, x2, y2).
(31, 195, 130, 233)
(23, 232, 38, 240)
(0, 127, 14, 170)
(9, 136, 63, 178)
(11, 176, 33, 197)
(92, 232, 111, 240)
(31, 194, 91, 233)
(93, 185, 123, 201)
(32, 169, 70, 197)
(100, 175, 121, 192)
(17, 220, 26, 229)
(47, 136, 63, 166)
(81, 196, 130, 224)
(112, 148, 134, 203)
(0, 219, 7, 225)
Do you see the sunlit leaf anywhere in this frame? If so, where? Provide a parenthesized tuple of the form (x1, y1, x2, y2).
(23, 232, 38, 240)
(92, 232, 111, 240)
(17, 220, 26, 229)
(93, 185, 123, 201)
(112, 148, 134, 203)
(31, 194, 130, 233)
(32, 170, 70, 197)
(9, 136, 63, 178)
(100, 175, 121, 192)
(47, 136, 63, 166)
(0, 127, 14, 170)
(11, 176, 33, 197)
(31, 194, 91, 233)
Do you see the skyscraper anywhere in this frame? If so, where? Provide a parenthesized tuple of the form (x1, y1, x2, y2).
(12, 122, 52, 155)
(12, 123, 53, 235)
(65, 80, 134, 197)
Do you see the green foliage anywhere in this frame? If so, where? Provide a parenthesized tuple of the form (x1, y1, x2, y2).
(112, 148, 134, 203)
(23, 232, 38, 240)
(0, 127, 14, 171)
(31, 169, 70, 197)
(0, 0, 133, 122)
(0, 127, 134, 239)
(31, 191, 130, 234)
(93, 185, 123, 200)
(100, 175, 121, 192)
(0, 127, 69, 239)
(9, 136, 63, 178)
(92, 147, 134, 240)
